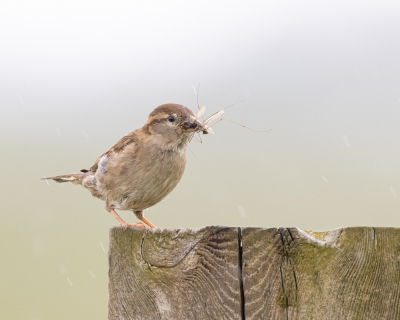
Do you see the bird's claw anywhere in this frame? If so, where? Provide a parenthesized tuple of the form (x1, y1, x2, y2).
(119, 221, 146, 230)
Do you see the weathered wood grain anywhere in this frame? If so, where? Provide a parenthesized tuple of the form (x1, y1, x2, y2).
(108, 226, 242, 320)
(109, 226, 400, 319)
(241, 227, 400, 320)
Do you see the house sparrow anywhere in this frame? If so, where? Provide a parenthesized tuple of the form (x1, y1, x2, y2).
(43, 103, 205, 229)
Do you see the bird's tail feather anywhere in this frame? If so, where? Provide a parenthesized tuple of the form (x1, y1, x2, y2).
(42, 173, 86, 184)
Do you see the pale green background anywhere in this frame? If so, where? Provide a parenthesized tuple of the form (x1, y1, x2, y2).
(2, 0, 400, 319)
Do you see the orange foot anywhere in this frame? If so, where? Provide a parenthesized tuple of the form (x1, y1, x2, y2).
(110, 209, 146, 230)
(119, 221, 146, 230)
(134, 210, 157, 228)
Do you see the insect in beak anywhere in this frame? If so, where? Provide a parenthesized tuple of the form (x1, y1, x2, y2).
(182, 118, 204, 132)
(201, 110, 224, 134)
(191, 105, 225, 134)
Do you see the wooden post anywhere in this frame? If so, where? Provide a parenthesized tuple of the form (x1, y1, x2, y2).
(109, 226, 400, 319)
(108, 226, 242, 319)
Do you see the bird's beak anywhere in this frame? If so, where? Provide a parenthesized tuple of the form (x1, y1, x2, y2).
(181, 119, 204, 132)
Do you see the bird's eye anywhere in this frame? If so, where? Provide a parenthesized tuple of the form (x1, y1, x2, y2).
(167, 115, 175, 122)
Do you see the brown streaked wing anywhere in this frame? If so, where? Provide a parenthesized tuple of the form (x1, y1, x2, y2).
(89, 131, 137, 172)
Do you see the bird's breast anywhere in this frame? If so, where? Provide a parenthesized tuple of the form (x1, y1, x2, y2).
(96, 145, 187, 211)
(136, 150, 187, 205)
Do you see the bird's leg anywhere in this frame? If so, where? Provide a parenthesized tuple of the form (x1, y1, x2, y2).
(110, 209, 146, 229)
(134, 210, 157, 228)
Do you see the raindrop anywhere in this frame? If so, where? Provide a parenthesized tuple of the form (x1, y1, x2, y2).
(81, 130, 89, 140)
(342, 135, 350, 147)
(191, 85, 198, 95)
(18, 94, 25, 105)
(55, 127, 62, 137)
(238, 205, 247, 218)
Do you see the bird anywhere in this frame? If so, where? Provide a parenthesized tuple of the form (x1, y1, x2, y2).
(43, 103, 205, 229)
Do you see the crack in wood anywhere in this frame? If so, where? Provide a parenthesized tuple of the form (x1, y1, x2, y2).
(292, 267, 298, 291)
(280, 263, 289, 320)
(338, 228, 343, 240)
(278, 228, 285, 249)
(238, 227, 246, 320)
(276, 228, 300, 320)
(372, 227, 377, 250)
(279, 265, 285, 294)
(139, 229, 152, 270)
(287, 228, 294, 242)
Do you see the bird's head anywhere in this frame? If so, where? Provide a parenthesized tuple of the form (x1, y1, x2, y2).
(143, 103, 204, 149)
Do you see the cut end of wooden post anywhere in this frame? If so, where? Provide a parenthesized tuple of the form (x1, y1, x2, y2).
(109, 226, 400, 320)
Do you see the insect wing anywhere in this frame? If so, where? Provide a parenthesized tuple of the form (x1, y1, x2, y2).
(193, 106, 206, 122)
(205, 126, 214, 134)
(202, 110, 224, 126)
